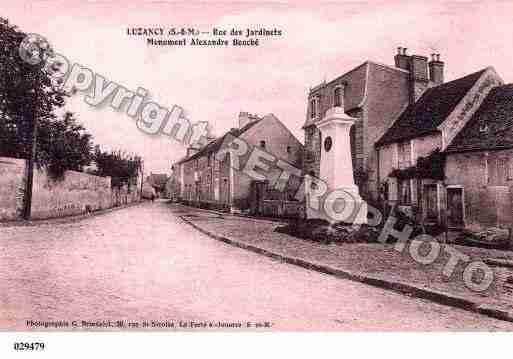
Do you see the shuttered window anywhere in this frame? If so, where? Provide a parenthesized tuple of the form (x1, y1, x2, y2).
(489, 157, 510, 185)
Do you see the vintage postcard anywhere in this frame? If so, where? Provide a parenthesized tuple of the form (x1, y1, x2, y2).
(1, 0, 513, 355)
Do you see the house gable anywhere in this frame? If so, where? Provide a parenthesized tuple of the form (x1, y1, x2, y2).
(375, 68, 495, 147)
(439, 67, 504, 149)
(446, 84, 513, 153)
(242, 114, 304, 168)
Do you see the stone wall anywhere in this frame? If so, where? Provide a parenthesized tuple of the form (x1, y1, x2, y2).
(31, 168, 112, 219)
(445, 150, 513, 229)
(261, 200, 303, 219)
(0, 157, 26, 220)
(0, 156, 141, 221)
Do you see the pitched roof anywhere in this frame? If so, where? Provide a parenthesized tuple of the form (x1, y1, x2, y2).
(176, 119, 262, 164)
(445, 84, 513, 153)
(376, 68, 487, 146)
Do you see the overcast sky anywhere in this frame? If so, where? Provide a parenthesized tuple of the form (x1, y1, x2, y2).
(4, 1, 513, 174)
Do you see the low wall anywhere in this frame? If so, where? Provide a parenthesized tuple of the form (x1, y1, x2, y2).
(0, 157, 26, 220)
(261, 200, 303, 219)
(31, 168, 113, 219)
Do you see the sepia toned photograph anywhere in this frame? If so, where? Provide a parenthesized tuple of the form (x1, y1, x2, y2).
(1, 1, 513, 351)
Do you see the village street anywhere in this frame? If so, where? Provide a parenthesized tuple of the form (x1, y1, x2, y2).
(1, 201, 512, 331)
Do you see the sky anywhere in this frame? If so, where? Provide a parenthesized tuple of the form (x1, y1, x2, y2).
(3, 1, 513, 174)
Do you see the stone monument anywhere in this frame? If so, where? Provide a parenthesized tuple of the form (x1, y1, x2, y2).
(306, 89, 367, 224)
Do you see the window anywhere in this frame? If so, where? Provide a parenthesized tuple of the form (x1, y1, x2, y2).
(398, 141, 412, 169)
(334, 87, 341, 107)
(489, 157, 510, 185)
(260, 140, 266, 149)
(398, 179, 412, 205)
(310, 99, 316, 119)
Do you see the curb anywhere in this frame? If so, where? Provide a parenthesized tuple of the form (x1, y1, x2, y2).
(0, 201, 145, 228)
(180, 215, 513, 324)
(172, 203, 294, 225)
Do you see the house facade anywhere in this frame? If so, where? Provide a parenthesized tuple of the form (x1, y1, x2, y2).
(444, 85, 513, 230)
(303, 48, 445, 201)
(172, 112, 303, 212)
(375, 64, 510, 230)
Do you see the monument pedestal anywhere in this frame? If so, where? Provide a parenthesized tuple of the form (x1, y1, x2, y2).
(306, 106, 367, 224)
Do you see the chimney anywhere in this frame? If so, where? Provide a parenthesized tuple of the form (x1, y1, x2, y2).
(428, 53, 444, 86)
(394, 47, 409, 70)
(238, 111, 260, 129)
(335, 82, 346, 110)
(408, 54, 429, 103)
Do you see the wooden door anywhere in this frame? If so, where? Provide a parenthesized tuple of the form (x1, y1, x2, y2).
(447, 187, 464, 227)
(423, 184, 438, 223)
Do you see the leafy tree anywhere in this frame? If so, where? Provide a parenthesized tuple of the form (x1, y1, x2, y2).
(0, 17, 66, 159)
(0, 17, 140, 184)
(0, 18, 95, 180)
(94, 148, 141, 189)
(36, 112, 94, 179)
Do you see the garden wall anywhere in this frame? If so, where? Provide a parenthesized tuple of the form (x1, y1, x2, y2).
(0, 155, 140, 221)
(0, 157, 26, 220)
(31, 168, 112, 219)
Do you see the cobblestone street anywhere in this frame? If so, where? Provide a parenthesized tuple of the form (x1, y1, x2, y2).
(1, 201, 512, 331)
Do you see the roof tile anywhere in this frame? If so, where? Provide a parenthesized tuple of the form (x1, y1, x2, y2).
(376, 68, 487, 146)
(445, 84, 513, 153)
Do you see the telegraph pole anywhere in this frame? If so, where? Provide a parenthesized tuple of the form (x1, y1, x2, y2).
(139, 159, 144, 200)
(22, 73, 40, 220)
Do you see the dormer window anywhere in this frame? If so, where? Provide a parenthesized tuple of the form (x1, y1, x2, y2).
(334, 87, 341, 107)
(479, 123, 489, 134)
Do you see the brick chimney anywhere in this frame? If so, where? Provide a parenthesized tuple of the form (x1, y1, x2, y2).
(394, 47, 409, 70)
(428, 53, 444, 86)
(408, 54, 429, 103)
(238, 111, 261, 129)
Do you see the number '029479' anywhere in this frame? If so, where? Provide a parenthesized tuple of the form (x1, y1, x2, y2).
(13, 342, 45, 351)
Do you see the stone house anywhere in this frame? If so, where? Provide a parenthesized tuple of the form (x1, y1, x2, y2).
(303, 48, 445, 201)
(444, 85, 513, 229)
(375, 62, 511, 230)
(172, 112, 303, 212)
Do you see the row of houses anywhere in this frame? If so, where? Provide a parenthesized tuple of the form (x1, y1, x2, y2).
(169, 47, 513, 231)
(168, 112, 303, 213)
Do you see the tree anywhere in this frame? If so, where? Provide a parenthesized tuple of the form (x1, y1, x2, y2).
(0, 17, 66, 159)
(0, 18, 95, 180)
(94, 148, 141, 189)
(36, 111, 94, 179)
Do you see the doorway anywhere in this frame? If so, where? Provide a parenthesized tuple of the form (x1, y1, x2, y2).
(423, 184, 439, 224)
(447, 187, 465, 228)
